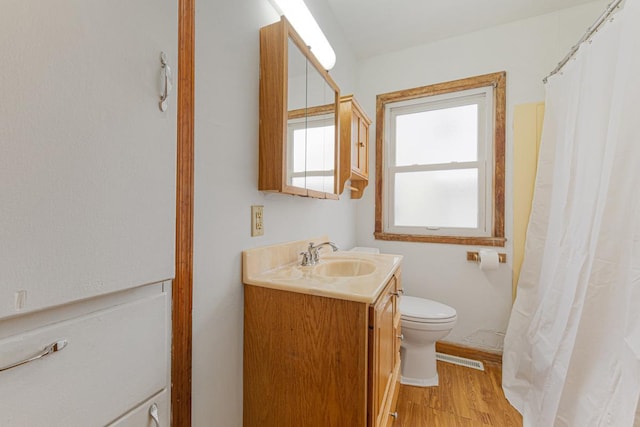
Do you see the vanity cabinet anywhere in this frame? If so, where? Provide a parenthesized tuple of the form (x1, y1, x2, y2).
(243, 270, 402, 427)
(338, 95, 371, 199)
(259, 17, 340, 199)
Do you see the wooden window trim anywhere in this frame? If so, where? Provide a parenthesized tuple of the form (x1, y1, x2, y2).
(374, 72, 506, 247)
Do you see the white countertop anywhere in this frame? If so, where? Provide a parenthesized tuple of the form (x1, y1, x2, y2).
(243, 243, 402, 303)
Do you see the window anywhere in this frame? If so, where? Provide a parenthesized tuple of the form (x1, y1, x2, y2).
(287, 107, 336, 194)
(375, 72, 506, 246)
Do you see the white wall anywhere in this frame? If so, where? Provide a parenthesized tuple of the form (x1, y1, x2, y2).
(194, 0, 609, 424)
(2, 0, 612, 424)
(354, 1, 607, 352)
(193, 0, 358, 425)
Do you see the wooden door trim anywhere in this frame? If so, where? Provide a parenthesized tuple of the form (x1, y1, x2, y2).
(173, 0, 195, 424)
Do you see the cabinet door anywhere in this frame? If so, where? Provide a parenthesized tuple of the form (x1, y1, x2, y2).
(351, 116, 361, 172)
(357, 118, 369, 177)
(0, 291, 168, 426)
(376, 291, 395, 411)
(0, 0, 178, 318)
(393, 271, 402, 367)
(370, 277, 397, 427)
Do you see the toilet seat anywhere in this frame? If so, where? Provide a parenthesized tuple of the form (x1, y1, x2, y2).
(400, 296, 457, 324)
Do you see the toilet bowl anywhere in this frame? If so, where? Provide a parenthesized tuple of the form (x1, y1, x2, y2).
(347, 247, 457, 387)
(400, 296, 457, 387)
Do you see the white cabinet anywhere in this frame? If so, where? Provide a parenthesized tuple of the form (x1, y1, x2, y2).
(1, 1, 177, 423)
(0, 283, 170, 426)
(0, 0, 178, 320)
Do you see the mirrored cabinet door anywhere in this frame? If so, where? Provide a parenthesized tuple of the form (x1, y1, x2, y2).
(259, 17, 340, 199)
(302, 59, 337, 196)
(286, 38, 308, 191)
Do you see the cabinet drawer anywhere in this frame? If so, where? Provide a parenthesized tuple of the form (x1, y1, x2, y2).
(108, 389, 169, 427)
(0, 293, 168, 426)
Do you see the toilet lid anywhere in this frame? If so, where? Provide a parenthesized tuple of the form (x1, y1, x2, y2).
(400, 296, 456, 323)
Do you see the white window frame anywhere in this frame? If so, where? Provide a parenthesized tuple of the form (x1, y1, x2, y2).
(384, 86, 494, 237)
(286, 113, 336, 191)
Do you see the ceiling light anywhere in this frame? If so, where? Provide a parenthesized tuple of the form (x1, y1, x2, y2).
(270, 0, 337, 70)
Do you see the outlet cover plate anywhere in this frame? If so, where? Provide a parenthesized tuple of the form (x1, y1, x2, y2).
(251, 205, 264, 236)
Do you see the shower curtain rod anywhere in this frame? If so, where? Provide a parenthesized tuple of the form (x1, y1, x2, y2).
(543, 0, 625, 83)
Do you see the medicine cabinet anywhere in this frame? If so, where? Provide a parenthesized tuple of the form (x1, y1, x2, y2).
(259, 17, 340, 199)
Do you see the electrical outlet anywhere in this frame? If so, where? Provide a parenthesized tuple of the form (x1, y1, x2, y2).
(251, 205, 264, 236)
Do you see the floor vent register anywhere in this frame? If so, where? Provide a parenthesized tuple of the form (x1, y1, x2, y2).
(435, 352, 485, 371)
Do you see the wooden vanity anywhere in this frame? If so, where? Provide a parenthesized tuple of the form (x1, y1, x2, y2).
(243, 239, 402, 427)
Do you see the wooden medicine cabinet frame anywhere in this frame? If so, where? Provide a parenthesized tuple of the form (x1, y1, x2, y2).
(338, 94, 372, 199)
(259, 17, 341, 199)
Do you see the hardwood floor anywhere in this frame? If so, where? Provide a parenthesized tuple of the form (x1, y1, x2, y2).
(394, 360, 522, 426)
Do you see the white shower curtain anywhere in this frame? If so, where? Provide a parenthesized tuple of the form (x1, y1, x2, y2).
(502, 1, 640, 425)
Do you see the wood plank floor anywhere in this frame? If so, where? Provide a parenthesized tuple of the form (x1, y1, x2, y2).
(394, 360, 522, 426)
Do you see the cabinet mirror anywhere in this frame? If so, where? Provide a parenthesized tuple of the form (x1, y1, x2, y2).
(259, 17, 340, 199)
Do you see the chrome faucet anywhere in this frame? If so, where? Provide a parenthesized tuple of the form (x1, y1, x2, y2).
(300, 241, 339, 266)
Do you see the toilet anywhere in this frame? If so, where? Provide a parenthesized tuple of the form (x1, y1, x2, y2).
(348, 247, 457, 387)
(400, 296, 457, 387)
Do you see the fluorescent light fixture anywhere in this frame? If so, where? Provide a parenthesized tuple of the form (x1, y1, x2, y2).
(270, 0, 336, 70)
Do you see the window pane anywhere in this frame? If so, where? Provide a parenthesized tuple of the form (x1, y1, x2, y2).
(292, 129, 306, 173)
(394, 169, 478, 228)
(305, 175, 334, 193)
(305, 124, 334, 193)
(291, 176, 306, 188)
(395, 104, 478, 166)
(305, 125, 335, 171)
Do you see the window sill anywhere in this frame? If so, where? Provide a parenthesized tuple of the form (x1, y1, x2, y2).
(374, 232, 506, 247)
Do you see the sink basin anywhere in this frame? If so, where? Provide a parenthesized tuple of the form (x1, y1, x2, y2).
(314, 259, 376, 277)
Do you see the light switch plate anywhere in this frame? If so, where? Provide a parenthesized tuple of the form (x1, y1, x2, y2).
(251, 205, 264, 236)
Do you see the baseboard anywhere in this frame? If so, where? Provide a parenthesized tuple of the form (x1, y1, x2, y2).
(435, 341, 503, 365)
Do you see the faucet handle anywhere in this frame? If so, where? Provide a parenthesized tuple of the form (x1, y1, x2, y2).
(300, 251, 312, 266)
(307, 242, 319, 263)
